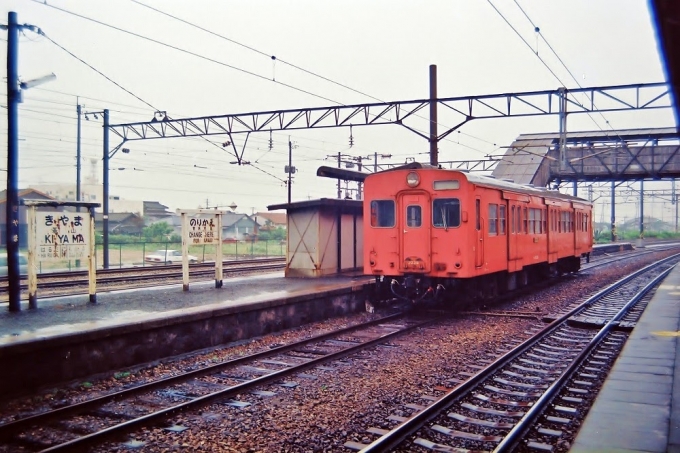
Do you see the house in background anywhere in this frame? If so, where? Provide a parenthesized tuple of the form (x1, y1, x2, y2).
(0, 188, 56, 246)
(170, 211, 259, 241)
(144, 201, 173, 223)
(222, 212, 259, 241)
(255, 211, 287, 230)
(95, 213, 145, 235)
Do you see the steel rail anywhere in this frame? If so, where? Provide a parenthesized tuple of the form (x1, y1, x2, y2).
(35, 315, 436, 452)
(0, 262, 286, 296)
(493, 263, 675, 452)
(0, 311, 410, 441)
(0, 257, 285, 282)
(358, 253, 680, 452)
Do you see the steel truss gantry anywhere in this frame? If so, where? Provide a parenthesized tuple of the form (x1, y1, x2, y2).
(108, 82, 671, 152)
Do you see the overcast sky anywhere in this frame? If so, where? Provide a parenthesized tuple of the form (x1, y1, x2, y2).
(1, 0, 675, 221)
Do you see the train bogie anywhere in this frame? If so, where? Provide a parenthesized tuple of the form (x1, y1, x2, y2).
(363, 164, 593, 305)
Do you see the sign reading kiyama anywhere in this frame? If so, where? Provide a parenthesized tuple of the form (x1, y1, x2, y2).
(35, 211, 91, 261)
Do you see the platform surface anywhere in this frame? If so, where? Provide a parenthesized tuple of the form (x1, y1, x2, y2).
(0, 272, 371, 346)
(571, 263, 680, 453)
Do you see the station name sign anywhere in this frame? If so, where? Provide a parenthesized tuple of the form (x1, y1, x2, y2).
(187, 217, 218, 244)
(36, 211, 91, 261)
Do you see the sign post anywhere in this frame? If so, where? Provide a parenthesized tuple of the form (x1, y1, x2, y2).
(23, 200, 100, 308)
(178, 209, 226, 290)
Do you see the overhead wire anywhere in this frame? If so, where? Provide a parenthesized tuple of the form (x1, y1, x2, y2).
(31, 0, 491, 157)
(11, 2, 494, 198)
(512, 0, 627, 142)
(130, 0, 494, 156)
(129, 0, 382, 104)
(31, 0, 343, 105)
(39, 32, 158, 111)
(488, 0, 625, 145)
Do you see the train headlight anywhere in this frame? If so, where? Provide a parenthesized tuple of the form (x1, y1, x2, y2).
(406, 172, 420, 187)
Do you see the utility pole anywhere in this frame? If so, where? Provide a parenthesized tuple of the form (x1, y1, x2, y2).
(674, 179, 678, 233)
(429, 64, 438, 166)
(285, 137, 296, 204)
(3, 13, 55, 310)
(102, 109, 110, 268)
(639, 179, 644, 242)
(337, 151, 341, 198)
(77, 103, 82, 204)
(288, 140, 292, 203)
(4, 12, 21, 311)
(373, 152, 392, 173)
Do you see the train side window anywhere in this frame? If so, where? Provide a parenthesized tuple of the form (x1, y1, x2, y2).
(542, 209, 546, 234)
(510, 206, 515, 233)
(523, 207, 528, 233)
(488, 204, 498, 235)
(475, 199, 481, 231)
(370, 200, 395, 227)
(499, 205, 506, 235)
(432, 198, 461, 228)
(406, 205, 422, 227)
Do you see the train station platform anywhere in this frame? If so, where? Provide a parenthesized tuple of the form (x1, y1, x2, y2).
(0, 272, 372, 395)
(571, 262, 680, 453)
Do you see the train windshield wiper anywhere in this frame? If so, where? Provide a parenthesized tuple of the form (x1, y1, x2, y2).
(441, 208, 448, 231)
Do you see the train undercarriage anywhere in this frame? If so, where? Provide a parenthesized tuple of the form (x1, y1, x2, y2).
(373, 255, 584, 307)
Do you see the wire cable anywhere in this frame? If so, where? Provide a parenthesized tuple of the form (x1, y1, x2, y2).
(39, 32, 159, 111)
(130, 0, 383, 104)
(30, 0, 491, 157)
(31, 0, 343, 105)
(512, 0, 626, 141)
(485, 0, 569, 88)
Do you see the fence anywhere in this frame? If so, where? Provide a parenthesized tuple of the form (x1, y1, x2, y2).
(24, 240, 286, 272)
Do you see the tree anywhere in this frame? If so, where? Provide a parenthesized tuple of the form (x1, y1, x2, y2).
(142, 221, 173, 240)
(258, 227, 286, 241)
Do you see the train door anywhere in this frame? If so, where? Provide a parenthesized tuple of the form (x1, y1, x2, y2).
(398, 193, 431, 272)
(475, 197, 484, 268)
(547, 206, 557, 262)
(508, 203, 519, 271)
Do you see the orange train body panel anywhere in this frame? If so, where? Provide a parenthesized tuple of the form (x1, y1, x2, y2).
(363, 166, 592, 301)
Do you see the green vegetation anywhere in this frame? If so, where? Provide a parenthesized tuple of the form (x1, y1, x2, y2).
(257, 227, 286, 241)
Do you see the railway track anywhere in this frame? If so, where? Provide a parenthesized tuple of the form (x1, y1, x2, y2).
(0, 257, 285, 296)
(349, 253, 680, 452)
(0, 312, 436, 452)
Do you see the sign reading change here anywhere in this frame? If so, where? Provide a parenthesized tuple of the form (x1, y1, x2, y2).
(187, 217, 218, 244)
(36, 211, 91, 261)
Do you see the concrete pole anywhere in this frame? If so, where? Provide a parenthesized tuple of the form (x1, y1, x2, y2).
(103, 109, 110, 268)
(288, 138, 293, 204)
(429, 64, 438, 166)
(558, 87, 567, 172)
(6, 12, 21, 311)
(611, 180, 616, 242)
(639, 180, 644, 242)
(76, 104, 82, 204)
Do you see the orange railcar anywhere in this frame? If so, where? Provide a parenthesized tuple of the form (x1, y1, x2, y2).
(363, 164, 593, 303)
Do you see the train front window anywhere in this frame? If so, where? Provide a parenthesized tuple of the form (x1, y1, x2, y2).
(370, 200, 395, 227)
(432, 198, 461, 229)
(406, 205, 422, 227)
